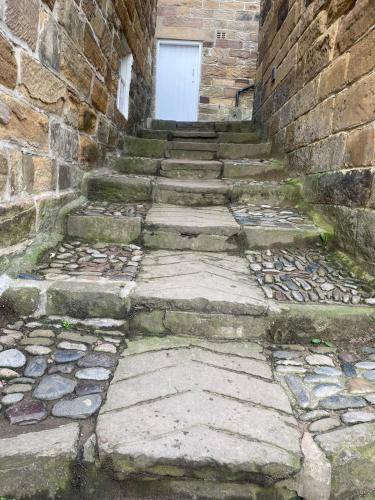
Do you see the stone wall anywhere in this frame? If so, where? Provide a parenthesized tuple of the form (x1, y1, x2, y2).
(0, 0, 156, 258)
(254, 0, 375, 272)
(155, 0, 260, 121)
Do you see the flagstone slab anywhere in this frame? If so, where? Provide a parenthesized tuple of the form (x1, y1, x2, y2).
(0, 423, 79, 498)
(97, 337, 300, 483)
(133, 250, 268, 315)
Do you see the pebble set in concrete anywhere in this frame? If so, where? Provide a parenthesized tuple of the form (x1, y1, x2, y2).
(75, 201, 151, 219)
(0, 319, 123, 425)
(231, 203, 316, 229)
(34, 241, 144, 281)
(247, 247, 374, 304)
(271, 343, 375, 430)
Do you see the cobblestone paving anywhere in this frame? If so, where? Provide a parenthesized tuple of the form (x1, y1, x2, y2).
(74, 201, 151, 219)
(0, 318, 124, 425)
(231, 203, 316, 229)
(270, 343, 375, 432)
(33, 241, 144, 281)
(246, 247, 375, 305)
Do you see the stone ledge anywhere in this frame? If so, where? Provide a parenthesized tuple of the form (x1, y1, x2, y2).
(0, 423, 79, 498)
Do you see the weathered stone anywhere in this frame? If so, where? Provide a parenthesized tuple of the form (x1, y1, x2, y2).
(297, 432, 331, 500)
(34, 375, 76, 400)
(133, 250, 267, 316)
(24, 357, 48, 378)
(0, 349, 26, 368)
(347, 377, 375, 394)
(97, 336, 299, 482)
(52, 394, 102, 419)
(75, 367, 111, 381)
(2, 393, 24, 405)
(60, 34, 92, 97)
(50, 121, 79, 161)
(312, 384, 343, 398)
(0, 34, 17, 89)
(25, 345, 51, 355)
(319, 395, 366, 410)
(47, 281, 131, 319)
(5, 399, 47, 425)
(5, 0, 39, 50)
(306, 354, 334, 367)
(39, 15, 60, 70)
(309, 417, 341, 432)
(285, 374, 310, 408)
(0, 423, 79, 497)
(87, 174, 152, 203)
(78, 353, 116, 369)
(67, 214, 141, 244)
(0, 92, 49, 149)
(342, 411, 375, 425)
(3, 383, 33, 394)
(53, 350, 85, 363)
(316, 422, 375, 498)
(20, 54, 66, 110)
(75, 380, 106, 396)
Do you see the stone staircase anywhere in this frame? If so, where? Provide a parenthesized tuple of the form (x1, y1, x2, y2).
(1, 120, 375, 499)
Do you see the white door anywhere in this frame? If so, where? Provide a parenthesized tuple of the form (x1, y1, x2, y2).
(155, 41, 201, 121)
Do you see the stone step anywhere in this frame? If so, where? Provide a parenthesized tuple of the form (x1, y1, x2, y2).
(66, 202, 144, 244)
(166, 141, 218, 160)
(143, 204, 240, 251)
(217, 131, 261, 144)
(87, 173, 153, 203)
(153, 178, 232, 206)
(231, 204, 321, 248)
(231, 180, 288, 205)
(160, 159, 222, 179)
(218, 141, 271, 159)
(109, 156, 160, 175)
(123, 136, 165, 158)
(223, 159, 287, 180)
(150, 119, 258, 133)
(96, 336, 301, 489)
(132, 250, 268, 317)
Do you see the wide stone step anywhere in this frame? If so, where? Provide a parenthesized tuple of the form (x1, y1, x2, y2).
(153, 178, 232, 206)
(132, 250, 267, 317)
(223, 159, 286, 180)
(219, 142, 271, 159)
(166, 141, 218, 160)
(66, 202, 146, 244)
(87, 173, 153, 203)
(231, 180, 288, 205)
(143, 204, 240, 251)
(109, 156, 160, 175)
(232, 204, 321, 248)
(160, 159, 222, 179)
(151, 119, 258, 133)
(96, 336, 301, 487)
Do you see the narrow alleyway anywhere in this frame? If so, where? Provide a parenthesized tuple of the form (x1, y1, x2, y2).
(1, 120, 375, 499)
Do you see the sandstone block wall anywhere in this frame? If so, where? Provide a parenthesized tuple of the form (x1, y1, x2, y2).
(0, 0, 156, 256)
(254, 0, 375, 272)
(156, 0, 260, 121)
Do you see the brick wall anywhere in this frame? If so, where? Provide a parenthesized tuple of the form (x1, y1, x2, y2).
(254, 0, 375, 272)
(156, 0, 260, 121)
(0, 0, 156, 255)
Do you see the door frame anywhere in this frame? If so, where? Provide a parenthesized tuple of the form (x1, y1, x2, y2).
(155, 39, 203, 121)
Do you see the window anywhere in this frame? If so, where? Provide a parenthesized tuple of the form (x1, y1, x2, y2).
(216, 31, 226, 39)
(117, 53, 133, 119)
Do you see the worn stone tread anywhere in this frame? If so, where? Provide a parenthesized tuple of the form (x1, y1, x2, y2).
(133, 250, 268, 315)
(97, 337, 300, 482)
(146, 204, 240, 236)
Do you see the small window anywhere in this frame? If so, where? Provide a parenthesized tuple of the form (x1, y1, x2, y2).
(216, 31, 226, 39)
(117, 53, 133, 119)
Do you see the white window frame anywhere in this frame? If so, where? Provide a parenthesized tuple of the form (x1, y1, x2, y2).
(117, 53, 133, 119)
